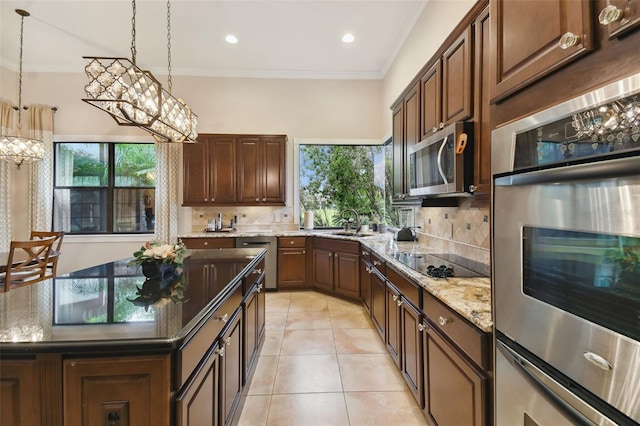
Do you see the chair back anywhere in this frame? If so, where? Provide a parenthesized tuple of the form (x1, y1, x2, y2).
(30, 231, 64, 275)
(1, 237, 56, 292)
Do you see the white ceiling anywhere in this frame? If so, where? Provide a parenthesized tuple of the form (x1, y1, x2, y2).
(0, 0, 428, 80)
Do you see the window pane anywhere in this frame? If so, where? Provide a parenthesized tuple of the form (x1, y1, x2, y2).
(53, 188, 107, 233)
(114, 188, 155, 232)
(115, 144, 157, 187)
(55, 143, 109, 187)
(54, 278, 108, 324)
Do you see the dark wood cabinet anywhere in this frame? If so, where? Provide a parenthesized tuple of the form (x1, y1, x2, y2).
(370, 267, 386, 340)
(277, 237, 308, 290)
(64, 355, 171, 426)
(423, 321, 487, 426)
(401, 300, 423, 406)
(181, 237, 235, 250)
(597, 0, 640, 39)
(176, 343, 221, 426)
(392, 82, 421, 203)
(490, 0, 594, 102)
(385, 283, 402, 367)
(183, 134, 286, 206)
(312, 238, 360, 301)
(0, 359, 40, 426)
(471, 6, 492, 196)
(220, 309, 243, 426)
(243, 272, 265, 384)
(183, 135, 236, 205)
(359, 247, 372, 314)
(236, 135, 286, 205)
(420, 61, 441, 141)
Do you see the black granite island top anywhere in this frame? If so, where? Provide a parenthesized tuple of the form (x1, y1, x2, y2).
(0, 248, 265, 354)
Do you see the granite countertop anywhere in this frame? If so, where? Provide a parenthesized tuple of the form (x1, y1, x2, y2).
(180, 230, 493, 333)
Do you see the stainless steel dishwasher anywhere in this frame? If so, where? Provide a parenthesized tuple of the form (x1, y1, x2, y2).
(235, 236, 278, 290)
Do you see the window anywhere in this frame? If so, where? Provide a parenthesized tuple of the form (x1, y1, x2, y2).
(298, 142, 399, 228)
(53, 143, 156, 234)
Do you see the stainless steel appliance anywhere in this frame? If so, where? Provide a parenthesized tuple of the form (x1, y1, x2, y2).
(492, 72, 640, 426)
(408, 121, 474, 197)
(235, 236, 277, 290)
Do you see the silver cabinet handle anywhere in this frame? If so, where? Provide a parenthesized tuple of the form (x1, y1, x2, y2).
(468, 184, 478, 193)
(203, 241, 209, 246)
(361, 250, 368, 256)
(418, 323, 426, 332)
(392, 294, 398, 302)
(373, 260, 382, 266)
(204, 198, 208, 201)
(291, 241, 295, 245)
(225, 337, 231, 346)
(216, 313, 229, 323)
(256, 198, 259, 201)
(598, 5, 623, 25)
(302, 250, 306, 254)
(365, 266, 370, 273)
(397, 298, 403, 307)
(253, 268, 262, 275)
(257, 283, 263, 293)
(438, 316, 449, 326)
(214, 346, 225, 357)
(211, 198, 215, 202)
(263, 198, 266, 202)
(432, 126, 437, 133)
(439, 122, 445, 129)
(559, 32, 580, 49)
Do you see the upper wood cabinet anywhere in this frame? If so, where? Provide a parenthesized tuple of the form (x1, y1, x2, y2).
(237, 136, 286, 205)
(490, 0, 594, 102)
(597, 0, 640, 39)
(392, 82, 421, 203)
(183, 134, 286, 206)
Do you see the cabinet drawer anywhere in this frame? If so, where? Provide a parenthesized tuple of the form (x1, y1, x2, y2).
(371, 252, 386, 276)
(423, 290, 489, 369)
(386, 265, 420, 309)
(181, 237, 235, 249)
(360, 245, 372, 262)
(178, 284, 243, 388)
(279, 237, 306, 248)
(313, 237, 359, 254)
(243, 258, 266, 294)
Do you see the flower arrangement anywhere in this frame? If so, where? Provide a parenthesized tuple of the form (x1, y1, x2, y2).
(127, 240, 189, 268)
(127, 273, 188, 311)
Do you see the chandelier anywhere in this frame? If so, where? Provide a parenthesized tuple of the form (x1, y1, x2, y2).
(82, 0, 197, 142)
(0, 9, 45, 169)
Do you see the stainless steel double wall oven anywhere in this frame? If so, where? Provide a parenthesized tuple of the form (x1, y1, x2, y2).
(492, 72, 640, 425)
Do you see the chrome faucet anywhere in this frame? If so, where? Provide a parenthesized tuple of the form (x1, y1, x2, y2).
(340, 209, 360, 232)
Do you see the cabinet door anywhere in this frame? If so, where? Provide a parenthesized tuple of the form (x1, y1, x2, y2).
(392, 102, 405, 199)
(64, 355, 171, 426)
(420, 60, 442, 138)
(442, 27, 473, 125)
(401, 301, 423, 406)
(0, 359, 40, 426)
(424, 323, 487, 426)
(236, 137, 262, 203)
(360, 258, 372, 314)
(176, 344, 220, 426)
(370, 270, 386, 340)
(277, 248, 307, 290)
(598, 0, 640, 39)
(220, 310, 243, 426)
(210, 137, 237, 204)
(262, 136, 286, 204)
(312, 248, 334, 292)
(243, 287, 259, 383)
(183, 139, 210, 204)
(385, 284, 401, 367)
(181, 237, 235, 249)
(472, 6, 492, 196)
(334, 251, 360, 300)
(490, 0, 594, 102)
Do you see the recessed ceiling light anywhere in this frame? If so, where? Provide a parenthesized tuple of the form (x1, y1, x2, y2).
(342, 33, 355, 43)
(225, 34, 238, 44)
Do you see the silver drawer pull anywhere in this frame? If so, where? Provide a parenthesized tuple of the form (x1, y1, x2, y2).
(253, 268, 263, 275)
(392, 294, 398, 302)
(438, 316, 449, 326)
(257, 283, 263, 292)
(397, 299, 403, 307)
(598, 5, 623, 25)
(373, 260, 382, 266)
(418, 323, 426, 332)
(214, 347, 225, 357)
(583, 352, 613, 371)
(225, 337, 231, 346)
(558, 32, 580, 49)
(290, 241, 295, 245)
(216, 313, 229, 323)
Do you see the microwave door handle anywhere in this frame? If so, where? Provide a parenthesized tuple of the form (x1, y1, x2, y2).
(437, 135, 448, 184)
(497, 340, 618, 426)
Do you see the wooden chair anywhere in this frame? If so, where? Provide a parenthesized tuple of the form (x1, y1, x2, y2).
(30, 231, 64, 276)
(0, 237, 56, 292)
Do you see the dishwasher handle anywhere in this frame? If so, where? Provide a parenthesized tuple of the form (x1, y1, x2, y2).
(241, 241, 271, 246)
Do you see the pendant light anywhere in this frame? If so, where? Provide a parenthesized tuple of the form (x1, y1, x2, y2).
(0, 9, 45, 169)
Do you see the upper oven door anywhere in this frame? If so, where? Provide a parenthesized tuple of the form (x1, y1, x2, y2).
(493, 155, 640, 424)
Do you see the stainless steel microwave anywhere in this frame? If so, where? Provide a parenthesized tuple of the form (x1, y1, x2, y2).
(408, 121, 474, 197)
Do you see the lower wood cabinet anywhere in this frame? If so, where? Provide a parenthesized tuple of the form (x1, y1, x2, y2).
(385, 283, 402, 367)
(64, 355, 171, 426)
(0, 359, 41, 426)
(312, 238, 360, 300)
(176, 343, 221, 426)
(243, 273, 265, 383)
(181, 237, 236, 249)
(359, 248, 372, 314)
(277, 237, 308, 290)
(401, 300, 423, 406)
(423, 320, 487, 426)
(370, 268, 386, 340)
(220, 309, 243, 426)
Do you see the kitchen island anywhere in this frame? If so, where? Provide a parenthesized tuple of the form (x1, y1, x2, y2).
(0, 248, 266, 426)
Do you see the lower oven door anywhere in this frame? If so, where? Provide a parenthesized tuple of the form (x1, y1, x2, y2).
(493, 154, 640, 423)
(496, 339, 619, 426)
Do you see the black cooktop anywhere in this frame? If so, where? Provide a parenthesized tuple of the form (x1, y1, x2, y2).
(391, 252, 489, 278)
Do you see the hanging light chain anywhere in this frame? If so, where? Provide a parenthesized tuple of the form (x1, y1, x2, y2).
(131, 0, 137, 64)
(16, 10, 26, 129)
(166, 0, 173, 94)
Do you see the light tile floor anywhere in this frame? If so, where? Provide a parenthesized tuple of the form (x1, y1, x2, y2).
(238, 291, 428, 426)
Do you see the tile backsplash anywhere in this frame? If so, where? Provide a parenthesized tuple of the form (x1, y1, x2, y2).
(191, 206, 299, 232)
(413, 198, 490, 267)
